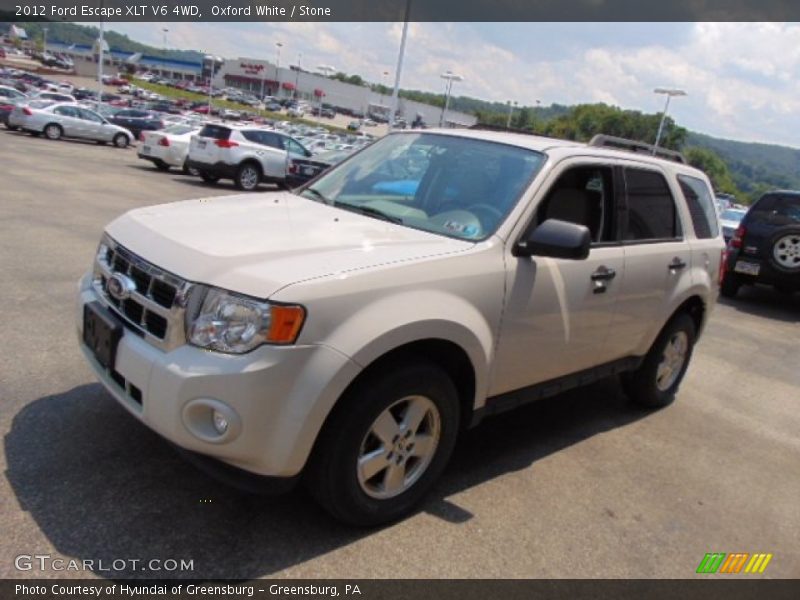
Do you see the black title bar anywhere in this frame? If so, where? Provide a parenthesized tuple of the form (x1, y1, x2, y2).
(2, 0, 800, 22)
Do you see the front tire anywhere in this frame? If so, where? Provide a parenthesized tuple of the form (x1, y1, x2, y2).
(154, 159, 170, 171)
(306, 361, 460, 526)
(622, 313, 696, 408)
(200, 171, 220, 184)
(182, 160, 200, 177)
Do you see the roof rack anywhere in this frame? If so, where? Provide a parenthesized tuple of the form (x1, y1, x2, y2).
(588, 134, 687, 164)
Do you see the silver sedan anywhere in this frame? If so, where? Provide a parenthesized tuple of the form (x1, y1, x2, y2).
(8, 101, 135, 148)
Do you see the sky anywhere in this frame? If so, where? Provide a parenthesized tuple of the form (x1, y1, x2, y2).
(100, 22, 800, 148)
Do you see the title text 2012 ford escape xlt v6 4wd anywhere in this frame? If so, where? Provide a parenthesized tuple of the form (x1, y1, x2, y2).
(77, 131, 724, 525)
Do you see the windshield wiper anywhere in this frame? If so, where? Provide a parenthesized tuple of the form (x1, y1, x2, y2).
(301, 187, 331, 204)
(334, 201, 403, 224)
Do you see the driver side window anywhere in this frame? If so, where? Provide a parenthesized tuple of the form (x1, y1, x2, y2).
(532, 165, 617, 244)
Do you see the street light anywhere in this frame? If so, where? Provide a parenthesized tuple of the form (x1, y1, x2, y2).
(653, 87, 687, 152)
(316, 65, 337, 119)
(438, 70, 463, 127)
(294, 52, 302, 100)
(505, 100, 518, 130)
(42, 26, 48, 53)
(274, 41, 283, 99)
(162, 27, 169, 50)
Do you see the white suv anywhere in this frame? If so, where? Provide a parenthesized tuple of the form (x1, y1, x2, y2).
(186, 123, 312, 190)
(77, 130, 724, 525)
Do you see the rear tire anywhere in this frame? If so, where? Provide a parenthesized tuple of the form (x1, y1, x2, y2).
(235, 162, 261, 191)
(200, 172, 220, 184)
(154, 160, 170, 171)
(305, 361, 460, 526)
(5, 124, 18, 131)
(44, 123, 62, 140)
(113, 133, 129, 148)
(182, 160, 200, 177)
(720, 273, 741, 298)
(622, 313, 696, 408)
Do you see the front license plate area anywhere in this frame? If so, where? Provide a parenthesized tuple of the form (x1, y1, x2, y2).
(83, 302, 123, 369)
(734, 260, 761, 276)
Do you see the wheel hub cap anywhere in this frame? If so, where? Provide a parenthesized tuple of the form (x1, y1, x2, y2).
(357, 395, 441, 500)
(774, 235, 800, 269)
(656, 331, 689, 392)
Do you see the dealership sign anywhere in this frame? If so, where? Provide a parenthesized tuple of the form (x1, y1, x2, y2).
(240, 62, 265, 75)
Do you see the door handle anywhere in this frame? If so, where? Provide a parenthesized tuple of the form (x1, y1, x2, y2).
(669, 258, 687, 270)
(591, 266, 617, 281)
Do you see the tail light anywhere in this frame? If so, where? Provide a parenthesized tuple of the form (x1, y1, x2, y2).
(0, 104, 12, 111)
(22, 107, 33, 116)
(719, 248, 728, 286)
(730, 225, 746, 249)
(288, 162, 298, 174)
(214, 139, 239, 148)
(138, 132, 145, 142)
(158, 137, 170, 147)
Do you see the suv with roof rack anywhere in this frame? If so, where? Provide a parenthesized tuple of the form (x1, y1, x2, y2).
(720, 190, 800, 297)
(187, 123, 312, 190)
(77, 130, 723, 525)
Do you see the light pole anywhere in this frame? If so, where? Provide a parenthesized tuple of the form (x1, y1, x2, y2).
(275, 42, 283, 98)
(205, 55, 221, 115)
(162, 27, 168, 50)
(380, 70, 389, 105)
(505, 100, 518, 129)
(438, 70, 463, 128)
(388, 0, 412, 129)
(42, 26, 48, 53)
(294, 52, 302, 100)
(653, 87, 687, 152)
(317, 64, 336, 119)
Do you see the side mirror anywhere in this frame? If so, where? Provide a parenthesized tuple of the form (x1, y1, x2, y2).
(513, 218, 591, 260)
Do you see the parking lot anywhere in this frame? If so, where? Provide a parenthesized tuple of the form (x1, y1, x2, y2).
(1, 130, 798, 579)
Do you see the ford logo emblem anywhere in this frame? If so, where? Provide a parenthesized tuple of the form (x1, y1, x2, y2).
(107, 273, 137, 301)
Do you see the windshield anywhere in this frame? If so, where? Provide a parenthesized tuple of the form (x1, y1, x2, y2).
(298, 132, 545, 241)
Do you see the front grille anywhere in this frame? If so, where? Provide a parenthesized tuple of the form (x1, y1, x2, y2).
(93, 238, 192, 351)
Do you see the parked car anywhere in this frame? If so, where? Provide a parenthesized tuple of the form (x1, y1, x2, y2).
(77, 132, 723, 525)
(347, 120, 361, 131)
(107, 109, 165, 139)
(0, 96, 23, 128)
(0, 85, 26, 101)
(286, 148, 352, 187)
(32, 91, 76, 103)
(138, 123, 202, 174)
(186, 123, 311, 190)
(718, 208, 748, 243)
(721, 191, 800, 297)
(8, 101, 134, 147)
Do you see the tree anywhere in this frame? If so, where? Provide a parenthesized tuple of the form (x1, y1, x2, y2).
(684, 147, 739, 196)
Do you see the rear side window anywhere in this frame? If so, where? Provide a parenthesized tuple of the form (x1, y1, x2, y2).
(199, 124, 232, 140)
(678, 175, 719, 239)
(749, 194, 800, 225)
(623, 168, 681, 241)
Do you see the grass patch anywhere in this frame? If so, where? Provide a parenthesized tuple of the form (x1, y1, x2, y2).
(131, 79, 348, 133)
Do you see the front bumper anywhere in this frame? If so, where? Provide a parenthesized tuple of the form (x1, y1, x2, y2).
(76, 273, 360, 478)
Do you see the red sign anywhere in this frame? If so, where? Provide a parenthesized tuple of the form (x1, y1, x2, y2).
(240, 62, 265, 76)
(282, 82, 295, 90)
(313, 88, 325, 97)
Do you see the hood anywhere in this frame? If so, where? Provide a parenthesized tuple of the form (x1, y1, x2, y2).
(106, 192, 473, 298)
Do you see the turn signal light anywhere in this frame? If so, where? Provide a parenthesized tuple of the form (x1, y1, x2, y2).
(267, 305, 306, 344)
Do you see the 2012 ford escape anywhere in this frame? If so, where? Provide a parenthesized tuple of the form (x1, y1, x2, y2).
(77, 130, 724, 525)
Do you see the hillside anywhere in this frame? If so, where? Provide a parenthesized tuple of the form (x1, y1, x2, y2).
(1, 21, 203, 63)
(685, 131, 800, 197)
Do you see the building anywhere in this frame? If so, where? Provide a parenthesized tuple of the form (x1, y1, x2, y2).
(46, 41, 203, 81)
(216, 57, 477, 127)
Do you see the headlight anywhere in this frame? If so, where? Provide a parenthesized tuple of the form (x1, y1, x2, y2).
(187, 287, 305, 353)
